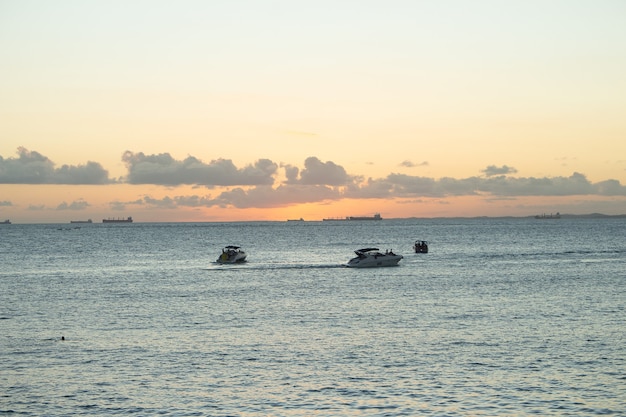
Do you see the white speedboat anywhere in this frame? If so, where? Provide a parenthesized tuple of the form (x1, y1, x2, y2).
(217, 245, 247, 264)
(346, 248, 403, 268)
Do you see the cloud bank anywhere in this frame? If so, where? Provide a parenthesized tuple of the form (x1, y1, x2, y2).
(122, 151, 277, 186)
(2, 148, 626, 211)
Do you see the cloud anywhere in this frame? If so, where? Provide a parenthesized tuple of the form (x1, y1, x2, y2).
(173, 195, 215, 208)
(4, 148, 626, 211)
(481, 165, 518, 177)
(107, 169, 626, 210)
(343, 177, 395, 199)
(594, 179, 624, 196)
(348, 172, 626, 199)
(345, 174, 467, 199)
(141, 195, 177, 208)
(54, 162, 112, 184)
(212, 184, 340, 208)
(0, 147, 111, 184)
(480, 172, 595, 196)
(116, 183, 342, 210)
(286, 156, 353, 185)
(108, 201, 128, 211)
(282, 164, 300, 183)
(56, 200, 90, 210)
(399, 160, 428, 168)
(122, 151, 277, 186)
(115, 195, 215, 210)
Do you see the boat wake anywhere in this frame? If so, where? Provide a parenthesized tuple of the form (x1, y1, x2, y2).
(203, 263, 346, 271)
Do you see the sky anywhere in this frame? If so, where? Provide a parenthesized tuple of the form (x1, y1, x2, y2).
(1, 0, 625, 223)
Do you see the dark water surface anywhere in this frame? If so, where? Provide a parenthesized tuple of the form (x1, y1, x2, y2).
(1, 218, 625, 415)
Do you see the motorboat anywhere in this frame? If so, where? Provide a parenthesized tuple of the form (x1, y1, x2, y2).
(346, 248, 403, 268)
(217, 245, 247, 264)
(414, 240, 429, 253)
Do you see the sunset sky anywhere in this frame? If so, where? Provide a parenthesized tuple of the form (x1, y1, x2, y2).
(1, 0, 625, 223)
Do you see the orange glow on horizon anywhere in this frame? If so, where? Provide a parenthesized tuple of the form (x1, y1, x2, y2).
(2, 183, 626, 224)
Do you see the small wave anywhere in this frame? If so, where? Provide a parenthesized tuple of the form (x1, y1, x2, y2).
(579, 258, 623, 263)
(202, 263, 345, 271)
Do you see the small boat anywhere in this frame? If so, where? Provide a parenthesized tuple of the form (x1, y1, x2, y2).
(217, 245, 247, 264)
(414, 240, 429, 253)
(346, 248, 403, 268)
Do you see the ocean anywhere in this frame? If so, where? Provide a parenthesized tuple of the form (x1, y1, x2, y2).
(1, 218, 624, 416)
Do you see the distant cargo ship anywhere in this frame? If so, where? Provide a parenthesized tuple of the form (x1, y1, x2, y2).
(70, 219, 93, 224)
(535, 212, 561, 219)
(102, 217, 133, 223)
(323, 213, 382, 221)
(1, 219, 11, 224)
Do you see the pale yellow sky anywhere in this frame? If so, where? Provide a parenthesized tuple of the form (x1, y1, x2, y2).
(1, 0, 625, 222)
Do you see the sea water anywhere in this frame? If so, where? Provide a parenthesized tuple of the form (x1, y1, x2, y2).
(1, 218, 624, 416)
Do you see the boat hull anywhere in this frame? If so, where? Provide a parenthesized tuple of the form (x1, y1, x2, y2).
(216, 246, 247, 264)
(103, 217, 133, 223)
(414, 241, 429, 253)
(217, 253, 247, 264)
(346, 253, 403, 268)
